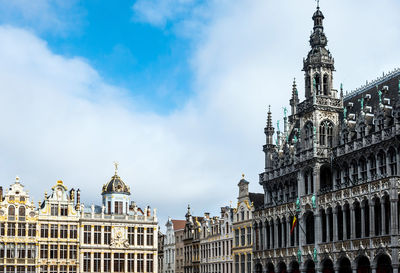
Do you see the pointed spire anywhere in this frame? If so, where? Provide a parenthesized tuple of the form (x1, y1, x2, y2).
(265, 106, 275, 145)
(267, 105, 273, 128)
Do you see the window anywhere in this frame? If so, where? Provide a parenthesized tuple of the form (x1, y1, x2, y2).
(128, 227, 135, 245)
(84, 225, 91, 244)
(235, 255, 239, 273)
(28, 224, 36, 237)
(41, 224, 48, 238)
(27, 266, 35, 273)
(17, 244, 26, 258)
(60, 225, 68, 238)
(320, 120, 333, 147)
(94, 253, 101, 272)
(128, 253, 135, 272)
(137, 227, 144, 245)
(241, 254, 245, 273)
(40, 266, 48, 273)
(60, 204, 68, 216)
(17, 266, 25, 273)
(6, 243, 15, 258)
(8, 205, 15, 220)
(115, 201, 123, 214)
(247, 227, 251, 244)
(51, 204, 58, 216)
(351, 161, 358, 182)
(50, 244, 58, 259)
(27, 244, 35, 258)
(94, 225, 101, 244)
(241, 228, 245, 246)
(49, 265, 57, 273)
(60, 245, 67, 259)
(247, 254, 252, 273)
(18, 223, 26, 236)
(235, 229, 239, 246)
(107, 201, 111, 214)
(60, 265, 67, 273)
(70, 225, 77, 239)
(18, 206, 26, 221)
(69, 266, 77, 273)
(389, 148, 397, 175)
(50, 224, 58, 238)
(40, 244, 48, 258)
(378, 151, 387, 175)
(137, 253, 144, 272)
(360, 158, 367, 181)
(147, 254, 154, 272)
(83, 252, 91, 272)
(146, 228, 154, 246)
(0, 223, 4, 236)
(104, 253, 111, 272)
(104, 226, 111, 245)
(114, 253, 125, 272)
(69, 245, 77, 259)
(369, 155, 377, 177)
(8, 223, 16, 236)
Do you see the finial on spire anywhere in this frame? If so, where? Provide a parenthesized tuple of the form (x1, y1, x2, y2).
(242, 173, 245, 179)
(316, 0, 320, 9)
(113, 161, 119, 175)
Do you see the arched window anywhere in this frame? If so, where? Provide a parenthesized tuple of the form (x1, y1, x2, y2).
(18, 206, 26, 221)
(374, 197, 381, 236)
(343, 163, 350, 185)
(351, 160, 358, 183)
(8, 205, 15, 221)
(304, 123, 313, 149)
(354, 201, 361, 238)
(369, 154, 377, 178)
(323, 74, 329, 95)
(305, 211, 315, 244)
(388, 148, 397, 175)
(336, 205, 343, 240)
(359, 157, 367, 181)
(378, 151, 387, 175)
(320, 121, 333, 147)
(320, 165, 332, 191)
(314, 74, 321, 95)
(383, 194, 390, 235)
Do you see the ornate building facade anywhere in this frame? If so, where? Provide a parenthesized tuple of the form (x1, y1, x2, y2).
(0, 166, 158, 273)
(253, 3, 400, 273)
(199, 207, 234, 273)
(163, 218, 186, 273)
(232, 176, 263, 273)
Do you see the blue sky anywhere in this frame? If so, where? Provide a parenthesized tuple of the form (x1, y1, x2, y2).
(0, 0, 399, 227)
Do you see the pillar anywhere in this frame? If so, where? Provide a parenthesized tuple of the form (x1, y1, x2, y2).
(333, 208, 338, 241)
(370, 200, 375, 236)
(326, 211, 331, 242)
(343, 207, 347, 239)
(350, 206, 355, 239)
(361, 203, 366, 238)
(381, 200, 386, 235)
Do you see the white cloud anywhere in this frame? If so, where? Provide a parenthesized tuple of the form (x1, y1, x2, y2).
(1, 0, 400, 227)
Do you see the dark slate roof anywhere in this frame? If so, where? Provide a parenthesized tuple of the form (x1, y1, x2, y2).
(344, 69, 400, 114)
(102, 174, 130, 195)
(249, 193, 264, 209)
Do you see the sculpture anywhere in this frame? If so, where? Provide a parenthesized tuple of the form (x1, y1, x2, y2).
(311, 194, 316, 208)
(297, 249, 302, 263)
(296, 197, 301, 211)
(343, 107, 347, 119)
(313, 248, 318, 262)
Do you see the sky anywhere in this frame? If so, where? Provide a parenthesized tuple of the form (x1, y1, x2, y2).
(0, 0, 399, 229)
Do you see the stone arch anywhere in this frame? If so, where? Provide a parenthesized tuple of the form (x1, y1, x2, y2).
(304, 259, 315, 273)
(304, 210, 315, 244)
(289, 261, 300, 273)
(375, 254, 392, 273)
(338, 256, 352, 273)
(255, 263, 263, 273)
(277, 261, 287, 273)
(321, 258, 334, 273)
(266, 262, 275, 273)
(356, 255, 371, 273)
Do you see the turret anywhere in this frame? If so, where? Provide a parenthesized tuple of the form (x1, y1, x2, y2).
(303, 4, 335, 99)
(264, 107, 275, 171)
(290, 78, 299, 116)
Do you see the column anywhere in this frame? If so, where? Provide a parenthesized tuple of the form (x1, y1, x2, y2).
(326, 211, 331, 242)
(315, 212, 321, 244)
(299, 216, 305, 246)
(80, 252, 84, 273)
(274, 221, 278, 249)
(391, 194, 399, 235)
(281, 221, 286, 247)
(90, 252, 94, 273)
(361, 204, 366, 238)
(101, 252, 104, 273)
(350, 206, 355, 239)
(343, 207, 347, 240)
(381, 200, 386, 235)
(287, 218, 291, 247)
(270, 223, 274, 249)
(125, 253, 128, 273)
(369, 201, 375, 236)
(111, 251, 114, 273)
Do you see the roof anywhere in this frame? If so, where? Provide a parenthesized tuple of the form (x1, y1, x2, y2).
(102, 174, 130, 195)
(171, 220, 186, 231)
(249, 193, 264, 209)
(344, 69, 400, 113)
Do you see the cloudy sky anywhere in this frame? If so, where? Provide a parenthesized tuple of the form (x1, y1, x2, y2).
(0, 0, 399, 228)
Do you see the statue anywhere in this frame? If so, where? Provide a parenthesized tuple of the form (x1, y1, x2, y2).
(294, 134, 298, 143)
(378, 89, 383, 104)
(296, 197, 301, 211)
(359, 97, 364, 110)
(311, 194, 316, 208)
(313, 126, 317, 139)
(398, 79, 400, 95)
(340, 83, 343, 91)
(313, 248, 318, 262)
(343, 107, 347, 119)
(297, 249, 302, 263)
(283, 107, 288, 118)
(313, 78, 317, 92)
(277, 120, 280, 131)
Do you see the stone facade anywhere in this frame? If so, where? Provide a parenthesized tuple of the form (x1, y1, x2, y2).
(253, 4, 400, 273)
(232, 176, 263, 273)
(199, 207, 234, 273)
